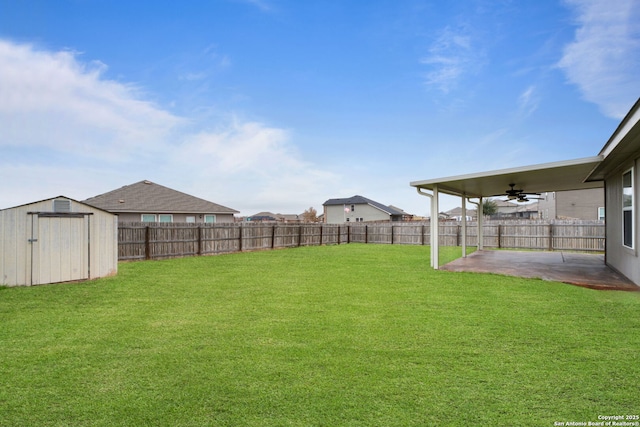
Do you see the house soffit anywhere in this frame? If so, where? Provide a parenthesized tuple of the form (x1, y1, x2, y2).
(410, 156, 604, 199)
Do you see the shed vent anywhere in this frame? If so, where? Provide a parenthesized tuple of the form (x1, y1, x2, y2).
(53, 199, 71, 213)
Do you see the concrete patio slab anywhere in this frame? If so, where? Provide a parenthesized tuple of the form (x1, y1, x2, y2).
(441, 250, 639, 291)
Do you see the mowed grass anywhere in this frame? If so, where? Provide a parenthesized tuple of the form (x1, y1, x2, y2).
(1, 244, 639, 426)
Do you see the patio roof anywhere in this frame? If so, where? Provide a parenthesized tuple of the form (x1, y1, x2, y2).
(409, 156, 605, 271)
(409, 156, 604, 198)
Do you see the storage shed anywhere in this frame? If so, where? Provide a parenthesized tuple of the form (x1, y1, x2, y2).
(0, 196, 118, 287)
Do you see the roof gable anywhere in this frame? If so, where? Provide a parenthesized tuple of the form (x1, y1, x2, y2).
(83, 180, 239, 214)
(1, 196, 114, 215)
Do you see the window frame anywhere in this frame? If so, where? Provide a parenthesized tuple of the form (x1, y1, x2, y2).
(159, 214, 173, 223)
(141, 214, 157, 223)
(204, 215, 216, 224)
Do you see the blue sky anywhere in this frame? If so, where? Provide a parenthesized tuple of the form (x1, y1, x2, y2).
(1, 0, 639, 216)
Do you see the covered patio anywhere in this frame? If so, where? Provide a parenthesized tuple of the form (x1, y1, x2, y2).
(410, 156, 638, 291)
(441, 250, 638, 291)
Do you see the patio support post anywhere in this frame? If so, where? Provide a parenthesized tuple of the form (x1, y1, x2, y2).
(478, 196, 484, 250)
(416, 186, 438, 269)
(461, 196, 467, 258)
(432, 185, 439, 269)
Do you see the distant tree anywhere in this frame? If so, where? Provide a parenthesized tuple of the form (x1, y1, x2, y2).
(482, 199, 498, 217)
(301, 207, 318, 223)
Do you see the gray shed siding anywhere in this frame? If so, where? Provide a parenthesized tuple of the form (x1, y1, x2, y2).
(605, 158, 640, 286)
(0, 198, 118, 287)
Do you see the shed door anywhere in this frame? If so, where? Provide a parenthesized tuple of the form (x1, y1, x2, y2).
(33, 216, 88, 285)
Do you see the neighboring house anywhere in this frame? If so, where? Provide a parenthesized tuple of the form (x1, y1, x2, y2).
(537, 188, 605, 220)
(410, 97, 640, 286)
(0, 196, 118, 286)
(323, 195, 407, 223)
(445, 201, 537, 221)
(388, 205, 415, 221)
(490, 199, 539, 219)
(83, 180, 239, 223)
(245, 212, 301, 223)
(443, 207, 478, 221)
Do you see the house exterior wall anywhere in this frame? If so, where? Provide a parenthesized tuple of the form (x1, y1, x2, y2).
(0, 198, 118, 287)
(537, 189, 604, 220)
(324, 204, 390, 223)
(605, 158, 640, 286)
(537, 193, 557, 220)
(115, 212, 236, 223)
(556, 188, 604, 220)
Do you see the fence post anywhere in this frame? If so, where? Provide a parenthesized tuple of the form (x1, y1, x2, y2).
(271, 225, 276, 249)
(365, 225, 368, 244)
(319, 223, 323, 245)
(338, 225, 341, 244)
(549, 224, 553, 251)
(145, 226, 151, 260)
(498, 224, 502, 249)
(298, 224, 302, 247)
(239, 223, 243, 252)
(391, 224, 394, 244)
(422, 224, 425, 246)
(197, 225, 202, 256)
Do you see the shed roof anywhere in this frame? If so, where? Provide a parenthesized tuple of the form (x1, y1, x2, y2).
(1, 195, 114, 215)
(323, 195, 406, 216)
(83, 180, 239, 214)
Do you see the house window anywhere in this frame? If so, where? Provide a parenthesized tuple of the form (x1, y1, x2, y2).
(141, 214, 156, 223)
(159, 214, 173, 223)
(185, 216, 196, 223)
(204, 215, 216, 223)
(351, 205, 355, 212)
(622, 169, 633, 248)
(597, 207, 605, 221)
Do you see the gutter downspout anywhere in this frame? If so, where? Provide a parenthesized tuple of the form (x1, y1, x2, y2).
(467, 197, 484, 251)
(416, 186, 439, 269)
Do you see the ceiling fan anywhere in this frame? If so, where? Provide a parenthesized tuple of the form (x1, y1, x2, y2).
(502, 184, 543, 203)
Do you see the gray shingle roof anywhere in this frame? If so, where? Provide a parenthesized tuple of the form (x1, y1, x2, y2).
(83, 180, 239, 214)
(322, 195, 405, 216)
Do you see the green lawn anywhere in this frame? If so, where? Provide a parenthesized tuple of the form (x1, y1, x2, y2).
(1, 244, 638, 426)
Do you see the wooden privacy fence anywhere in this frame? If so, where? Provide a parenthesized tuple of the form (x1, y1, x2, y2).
(117, 220, 605, 261)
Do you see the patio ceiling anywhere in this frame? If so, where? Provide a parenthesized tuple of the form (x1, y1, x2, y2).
(410, 156, 604, 199)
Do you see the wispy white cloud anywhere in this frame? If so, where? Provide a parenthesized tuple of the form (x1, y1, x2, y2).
(0, 40, 182, 160)
(0, 39, 341, 214)
(517, 85, 540, 118)
(179, 119, 297, 174)
(421, 25, 485, 93)
(176, 118, 341, 212)
(234, 0, 272, 12)
(558, 0, 640, 118)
